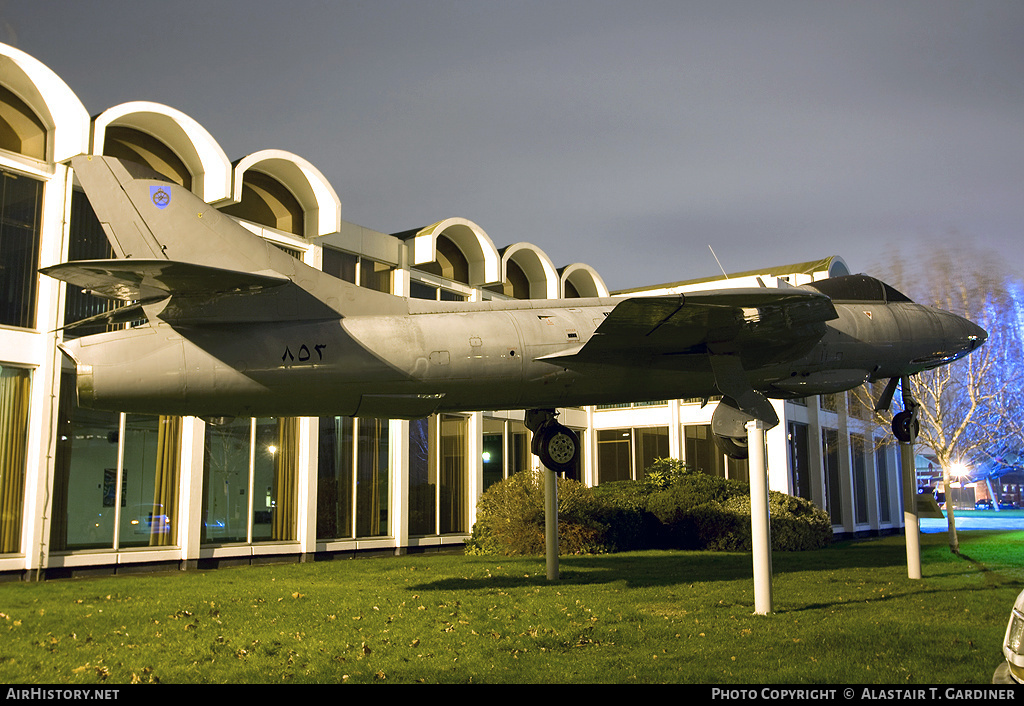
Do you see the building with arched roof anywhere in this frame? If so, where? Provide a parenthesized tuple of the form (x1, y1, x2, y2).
(0, 42, 907, 579)
(227, 149, 341, 239)
(93, 101, 232, 202)
(493, 243, 560, 299)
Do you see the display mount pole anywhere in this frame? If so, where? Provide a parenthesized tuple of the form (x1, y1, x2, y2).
(545, 463, 559, 581)
(900, 376, 922, 580)
(747, 419, 773, 615)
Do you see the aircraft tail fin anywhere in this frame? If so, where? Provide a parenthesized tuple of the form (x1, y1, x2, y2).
(58, 155, 406, 323)
(69, 155, 291, 275)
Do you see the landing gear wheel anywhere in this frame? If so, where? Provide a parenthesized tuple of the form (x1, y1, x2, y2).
(713, 434, 749, 460)
(533, 422, 580, 474)
(892, 410, 919, 443)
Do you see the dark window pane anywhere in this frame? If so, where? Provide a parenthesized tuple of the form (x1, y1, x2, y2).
(0, 171, 42, 328)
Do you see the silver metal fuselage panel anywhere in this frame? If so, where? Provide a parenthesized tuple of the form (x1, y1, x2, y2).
(61, 294, 984, 420)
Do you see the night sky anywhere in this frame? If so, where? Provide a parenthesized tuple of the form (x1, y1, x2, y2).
(3, 0, 1022, 291)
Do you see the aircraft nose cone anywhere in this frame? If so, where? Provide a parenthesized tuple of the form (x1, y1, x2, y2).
(967, 320, 987, 351)
(947, 312, 987, 354)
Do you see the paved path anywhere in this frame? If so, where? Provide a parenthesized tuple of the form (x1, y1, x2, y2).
(919, 516, 1024, 532)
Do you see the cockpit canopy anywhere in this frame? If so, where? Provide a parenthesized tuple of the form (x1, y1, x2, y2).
(804, 274, 913, 303)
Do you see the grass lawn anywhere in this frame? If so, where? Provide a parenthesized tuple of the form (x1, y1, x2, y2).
(0, 530, 1021, 684)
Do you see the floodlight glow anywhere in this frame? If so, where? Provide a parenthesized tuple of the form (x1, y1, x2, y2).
(950, 461, 970, 478)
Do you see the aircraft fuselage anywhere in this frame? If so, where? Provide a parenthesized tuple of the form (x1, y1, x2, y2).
(63, 291, 985, 420)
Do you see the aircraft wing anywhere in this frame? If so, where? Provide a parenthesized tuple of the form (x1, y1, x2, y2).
(544, 287, 837, 366)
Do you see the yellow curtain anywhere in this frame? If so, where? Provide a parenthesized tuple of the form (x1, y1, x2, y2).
(272, 418, 299, 541)
(0, 367, 30, 554)
(440, 415, 468, 534)
(150, 416, 182, 547)
(369, 419, 382, 531)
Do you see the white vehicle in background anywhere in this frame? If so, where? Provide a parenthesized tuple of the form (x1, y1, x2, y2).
(994, 589, 1024, 683)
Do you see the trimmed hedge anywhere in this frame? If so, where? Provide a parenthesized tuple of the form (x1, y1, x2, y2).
(468, 459, 833, 556)
(465, 470, 616, 556)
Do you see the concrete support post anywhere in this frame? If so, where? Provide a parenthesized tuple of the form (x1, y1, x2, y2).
(747, 420, 772, 615)
(545, 466, 559, 581)
(900, 376, 922, 580)
(901, 440, 922, 580)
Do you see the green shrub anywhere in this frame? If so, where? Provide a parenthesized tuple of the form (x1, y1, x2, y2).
(642, 457, 693, 488)
(468, 460, 832, 556)
(466, 470, 617, 556)
(591, 463, 832, 552)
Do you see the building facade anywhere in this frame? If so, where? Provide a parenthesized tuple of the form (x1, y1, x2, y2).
(0, 43, 906, 580)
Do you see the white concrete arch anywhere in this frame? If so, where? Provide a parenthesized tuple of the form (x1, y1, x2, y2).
(559, 263, 609, 298)
(231, 150, 341, 238)
(92, 101, 232, 203)
(0, 42, 90, 163)
(825, 255, 850, 279)
(499, 242, 560, 299)
(408, 217, 501, 287)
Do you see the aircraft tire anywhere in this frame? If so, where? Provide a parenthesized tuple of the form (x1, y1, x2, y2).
(713, 433, 749, 460)
(534, 422, 579, 474)
(892, 410, 919, 443)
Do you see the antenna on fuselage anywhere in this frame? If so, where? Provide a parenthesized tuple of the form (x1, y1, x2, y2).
(708, 245, 729, 279)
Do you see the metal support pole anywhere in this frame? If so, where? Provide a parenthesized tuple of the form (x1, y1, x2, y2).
(900, 377, 922, 580)
(545, 465, 559, 581)
(746, 420, 772, 615)
(901, 440, 922, 579)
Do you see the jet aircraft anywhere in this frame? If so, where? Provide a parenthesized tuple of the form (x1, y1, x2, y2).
(44, 156, 987, 471)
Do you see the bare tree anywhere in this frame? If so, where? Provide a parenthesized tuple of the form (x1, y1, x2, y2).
(851, 241, 1024, 554)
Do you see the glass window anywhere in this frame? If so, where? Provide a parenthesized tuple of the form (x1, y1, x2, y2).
(787, 422, 812, 500)
(851, 434, 870, 524)
(408, 415, 468, 535)
(0, 365, 30, 554)
(440, 415, 468, 534)
(408, 417, 434, 535)
(0, 170, 42, 329)
(317, 416, 354, 539)
(322, 248, 357, 283)
(634, 427, 669, 480)
(509, 421, 530, 478)
(482, 418, 505, 492)
(820, 394, 840, 413)
(117, 415, 181, 548)
(822, 428, 843, 526)
(253, 417, 299, 542)
(355, 418, 390, 538)
(597, 429, 631, 483)
(684, 425, 725, 478)
(52, 371, 181, 550)
(439, 288, 466, 301)
(201, 417, 252, 544)
(52, 370, 120, 550)
(598, 427, 669, 483)
(875, 442, 891, 523)
(360, 258, 394, 294)
(409, 281, 438, 301)
(202, 417, 299, 544)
